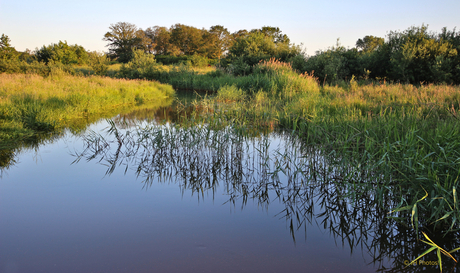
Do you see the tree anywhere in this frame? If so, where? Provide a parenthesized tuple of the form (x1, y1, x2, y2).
(144, 26, 180, 55)
(207, 25, 231, 57)
(144, 27, 160, 54)
(35, 41, 88, 65)
(254, 26, 290, 44)
(169, 24, 204, 56)
(356, 35, 384, 53)
(385, 25, 458, 83)
(0, 34, 18, 60)
(223, 29, 300, 75)
(103, 22, 145, 62)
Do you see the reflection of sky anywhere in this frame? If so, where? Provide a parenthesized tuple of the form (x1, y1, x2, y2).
(1, 0, 459, 55)
(0, 120, 389, 272)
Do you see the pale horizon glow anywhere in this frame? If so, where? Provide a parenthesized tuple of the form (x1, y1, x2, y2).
(1, 0, 459, 56)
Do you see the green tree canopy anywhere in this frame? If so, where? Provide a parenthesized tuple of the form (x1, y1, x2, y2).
(103, 22, 146, 62)
(0, 34, 19, 60)
(356, 35, 384, 53)
(223, 28, 300, 75)
(35, 40, 88, 65)
(169, 24, 204, 56)
(252, 26, 290, 44)
(196, 25, 232, 59)
(385, 25, 458, 83)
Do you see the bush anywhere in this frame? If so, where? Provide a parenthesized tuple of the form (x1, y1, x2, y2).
(118, 49, 163, 79)
(222, 32, 301, 76)
(88, 51, 109, 76)
(35, 41, 89, 65)
(215, 85, 245, 102)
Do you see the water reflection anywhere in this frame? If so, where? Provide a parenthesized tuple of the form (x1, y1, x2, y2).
(73, 120, 460, 272)
(0, 132, 63, 172)
(0, 99, 175, 171)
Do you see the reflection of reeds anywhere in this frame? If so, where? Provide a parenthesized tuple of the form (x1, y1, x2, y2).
(74, 119, 460, 272)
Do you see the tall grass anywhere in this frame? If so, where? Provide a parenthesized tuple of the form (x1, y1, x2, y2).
(115, 55, 320, 95)
(0, 73, 175, 148)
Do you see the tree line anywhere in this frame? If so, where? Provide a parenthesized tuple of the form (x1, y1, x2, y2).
(300, 25, 460, 84)
(1, 23, 459, 84)
(102, 22, 298, 67)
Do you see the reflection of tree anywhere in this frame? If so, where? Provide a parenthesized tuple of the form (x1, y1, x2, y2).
(0, 148, 16, 170)
(73, 122, 460, 273)
(0, 133, 62, 172)
(0, 100, 175, 171)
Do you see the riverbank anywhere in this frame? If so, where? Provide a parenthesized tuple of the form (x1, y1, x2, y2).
(0, 72, 175, 149)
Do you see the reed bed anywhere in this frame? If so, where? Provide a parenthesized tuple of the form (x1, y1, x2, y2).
(172, 60, 460, 236)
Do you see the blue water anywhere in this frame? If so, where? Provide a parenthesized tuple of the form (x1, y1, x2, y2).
(0, 119, 394, 273)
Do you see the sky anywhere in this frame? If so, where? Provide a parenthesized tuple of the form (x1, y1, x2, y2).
(1, 0, 459, 56)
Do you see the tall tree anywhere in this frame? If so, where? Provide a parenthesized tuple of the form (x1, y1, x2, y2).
(103, 22, 145, 62)
(0, 34, 18, 60)
(144, 26, 180, 55)
(169, 24, 203, 55)
(207, 25, 231, 57)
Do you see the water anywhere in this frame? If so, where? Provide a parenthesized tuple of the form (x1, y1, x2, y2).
(0, 109, 453, 273)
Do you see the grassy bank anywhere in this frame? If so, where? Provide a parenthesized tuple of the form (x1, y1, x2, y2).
(0, 72, 175, 148)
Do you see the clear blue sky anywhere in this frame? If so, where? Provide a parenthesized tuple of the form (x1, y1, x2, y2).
(1, 0, 459, 55)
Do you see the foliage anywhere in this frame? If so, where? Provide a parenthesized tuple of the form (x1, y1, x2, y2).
(302, 25, 460, 85)
(87, 51, 109, 76)
(356, 35, 384, 53)
(302, 40, 357, 83)
(207, 25, 232, 57)
(103, 22, 147, 63)
(118, 49, 161, 79)
(35, 41, 89, 65)
(253, 26, 291, 44)
(223, 31, 300, 75)
(144, 26, 177, 55)
(215, 85, 245, 102)
(169, 24, 205, 56)
(386, 25, 458, 84)
(154, 54, 216, 67)
(0, 34, 19, 61)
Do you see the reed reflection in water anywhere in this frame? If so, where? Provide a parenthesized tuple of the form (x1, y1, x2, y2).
(72, 119, 460, 272)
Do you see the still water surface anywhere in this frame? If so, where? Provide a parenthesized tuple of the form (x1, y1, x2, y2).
(0, 107, 444, 272)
